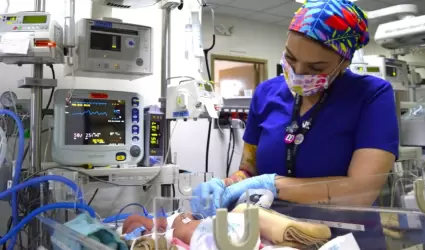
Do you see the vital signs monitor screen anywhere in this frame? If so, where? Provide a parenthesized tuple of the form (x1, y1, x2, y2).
(65, 99, 126, 145)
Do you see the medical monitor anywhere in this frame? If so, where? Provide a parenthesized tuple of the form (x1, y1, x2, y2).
(52, 89, 144, 166)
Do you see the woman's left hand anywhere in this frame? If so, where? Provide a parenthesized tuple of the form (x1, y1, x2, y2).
(221, 174, 277, 208)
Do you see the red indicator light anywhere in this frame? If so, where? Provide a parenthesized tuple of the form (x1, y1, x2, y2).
(89, 93, 109, 99)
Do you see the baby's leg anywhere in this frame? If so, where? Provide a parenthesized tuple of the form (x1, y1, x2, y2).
(172, 214, 202, 245)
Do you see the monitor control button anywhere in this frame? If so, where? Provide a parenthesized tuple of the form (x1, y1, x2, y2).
(130, 145, 141, 157)
(116, 152, 126, 161)
(132, 97, 140, 107)
(136, 58, 143, 66)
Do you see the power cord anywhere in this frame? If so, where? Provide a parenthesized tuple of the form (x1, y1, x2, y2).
(22, 64, 56, 160)
(225, 120, 236, 177)
(23, 166, 162, 187)
(203, 34, 216, 174)
(88, 188, 99, 206)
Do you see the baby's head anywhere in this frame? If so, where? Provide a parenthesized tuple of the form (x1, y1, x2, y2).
(167, 212, 197, 229)
(122, 214, 168, 234)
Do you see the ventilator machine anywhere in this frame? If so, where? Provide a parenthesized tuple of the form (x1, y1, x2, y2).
(0, 12, 64, 64)
(2, 1, 425, 250)
(64, 18, 153, 79)
(52, 89, 144, 166)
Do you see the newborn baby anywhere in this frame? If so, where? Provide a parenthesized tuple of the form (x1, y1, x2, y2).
(122, 208, 261, 250)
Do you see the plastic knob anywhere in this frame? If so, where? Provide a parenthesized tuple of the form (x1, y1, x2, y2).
(130, 145, 141, 157)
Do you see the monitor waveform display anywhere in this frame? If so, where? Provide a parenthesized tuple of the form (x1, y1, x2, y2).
(71, 110, 108, 116)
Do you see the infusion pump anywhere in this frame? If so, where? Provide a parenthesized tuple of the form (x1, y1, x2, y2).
(65, 18, 152, 80)
(0, 12, 64, 64)
(362, 56, 409, 91)
(52, 89, 144, 166)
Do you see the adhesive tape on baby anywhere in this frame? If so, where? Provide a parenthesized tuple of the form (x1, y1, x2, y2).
(318, 233, 360, 250)
(165, 228, 175, 246)
(167, 212, 182, 230)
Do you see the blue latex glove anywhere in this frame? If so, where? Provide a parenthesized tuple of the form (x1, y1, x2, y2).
(221, 174, 277, 209)
(54, 214, 128, 250)
(191, 178, 226, 217)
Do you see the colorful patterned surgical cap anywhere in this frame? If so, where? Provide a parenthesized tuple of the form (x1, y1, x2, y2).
(289, 0, 369, 59)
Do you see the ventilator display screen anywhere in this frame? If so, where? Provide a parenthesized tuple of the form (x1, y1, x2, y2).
(204, 84, 213, 92)
(64, 99, 126, 145)
(150, 120, 161, 149)
(23, 15, 47, 24)
(386, 66, 397, 77)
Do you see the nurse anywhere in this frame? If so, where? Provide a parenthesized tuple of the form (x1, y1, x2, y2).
(192, 0, 399, 215)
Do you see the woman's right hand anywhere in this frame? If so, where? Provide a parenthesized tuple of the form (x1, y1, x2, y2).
(190, 178, 226, 217)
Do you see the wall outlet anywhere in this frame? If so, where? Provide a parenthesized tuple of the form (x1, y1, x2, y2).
(5, 99, 31, 137)
(214, 110, 248, 129)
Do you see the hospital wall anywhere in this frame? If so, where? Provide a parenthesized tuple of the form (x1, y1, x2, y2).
(0, 0, 424, 236)
(174, 14, 425, 179)
(0, 0, 165, 236)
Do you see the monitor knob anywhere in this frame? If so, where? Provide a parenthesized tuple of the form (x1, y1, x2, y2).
(130, 145, 141, 157)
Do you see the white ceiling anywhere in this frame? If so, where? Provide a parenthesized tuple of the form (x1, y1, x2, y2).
(205, 0, 425, 26)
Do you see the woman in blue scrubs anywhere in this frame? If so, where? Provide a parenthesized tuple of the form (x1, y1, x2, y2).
(192, 0, 398, 215)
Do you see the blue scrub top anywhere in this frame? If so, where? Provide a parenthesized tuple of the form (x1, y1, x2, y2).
(243, 69, 399, 177)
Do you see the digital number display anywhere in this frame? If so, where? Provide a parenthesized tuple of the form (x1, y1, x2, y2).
(150, 120, 161, 149)
(386, 66, 397, 77)
(6, 16, 17, 21)
(64, 99, 126, 145)
(204, 84, 213, 92)
(23, 15, 47, 24)
(366, 67, 380, 73)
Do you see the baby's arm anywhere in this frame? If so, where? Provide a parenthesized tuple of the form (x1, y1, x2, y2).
(122, 214, 167, 234)
(122, 213, 201, 246)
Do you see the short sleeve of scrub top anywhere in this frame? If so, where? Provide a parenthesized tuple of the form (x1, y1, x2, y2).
(243, 69, 399, 178)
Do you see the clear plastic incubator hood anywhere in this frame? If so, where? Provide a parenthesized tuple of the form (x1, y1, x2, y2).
(375, 15, 425, 50)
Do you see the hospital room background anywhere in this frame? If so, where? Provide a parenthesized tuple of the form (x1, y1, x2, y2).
(0, 0, 424, 237)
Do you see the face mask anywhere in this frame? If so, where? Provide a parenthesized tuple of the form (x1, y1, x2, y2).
(281, 55, 344, 96)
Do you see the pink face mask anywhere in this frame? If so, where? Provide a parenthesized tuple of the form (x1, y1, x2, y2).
(281, 55, 342, 96)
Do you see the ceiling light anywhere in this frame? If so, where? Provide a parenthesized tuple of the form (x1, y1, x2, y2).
(295, 0, 357, 3)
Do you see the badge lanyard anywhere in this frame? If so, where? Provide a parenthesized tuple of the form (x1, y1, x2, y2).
(284, 90, 329, 177)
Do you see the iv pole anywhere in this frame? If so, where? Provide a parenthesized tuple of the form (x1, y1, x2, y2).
(19, 0, 58, 247)
(159, 0, 181, 198)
